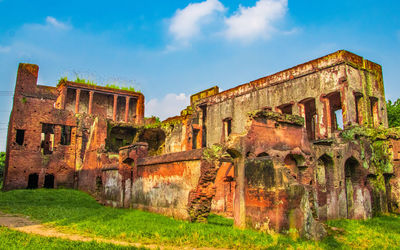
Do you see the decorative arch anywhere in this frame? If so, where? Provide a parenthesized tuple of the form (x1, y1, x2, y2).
(284, 154, 306, 181)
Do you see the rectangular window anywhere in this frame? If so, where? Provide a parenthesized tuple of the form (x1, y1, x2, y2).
(223, 118, 232, 141)
(60, 125, 72, 145)
(354, 93, 363, 125)
(277, 103, 293, 115)
(16, 129, 25, 145)
(369, 97, 379, 127)
(41, 124, 55, 155)
(192, 129, 199, 149)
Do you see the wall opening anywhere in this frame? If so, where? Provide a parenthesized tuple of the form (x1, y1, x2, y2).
(284, 154, 306, 182)
(316, 154, 334, 221)
(200, 105, 207, 148)
(369, 97, 379, 127)
(65, 88, 76, 112)
(344, 157, 361, 218)
(60, 125, 72, 145)
(96, 176, 103, 192)
(277, 103, 293, 115)
(192, 129, 200, 149)
(301, 98, 317, 141)
(44, 174, 55, 188)
(27, 173, 39, 189)
(116, 96, 126, 122)
(41, 124, 55, 155)
(106, 125, 136, 152)
(16, 129, 25, 145)
(128, 98, 137, 123)
(223, 118, 232, 141)
(354, 92, 363, 125)
(327, 92, 343, 131)
(384, 173, 394, 212)
(78, 90, 89, 114)
(137, 128, 166, 156)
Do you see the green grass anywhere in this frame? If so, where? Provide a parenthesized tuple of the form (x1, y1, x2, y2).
(0, 189, 399, 249)
(0, 226, 140, 249)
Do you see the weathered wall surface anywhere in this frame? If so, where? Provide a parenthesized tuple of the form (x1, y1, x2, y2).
(131, 150, 203, 219)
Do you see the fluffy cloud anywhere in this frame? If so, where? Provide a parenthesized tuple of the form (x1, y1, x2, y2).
(146, 93, 190, 120)
(225, 0, 288, 42)
(45, 16, 70, 30)
(169, 0, 225, 43)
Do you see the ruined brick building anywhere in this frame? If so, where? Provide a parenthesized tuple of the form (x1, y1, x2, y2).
(3, 50, 400, 238)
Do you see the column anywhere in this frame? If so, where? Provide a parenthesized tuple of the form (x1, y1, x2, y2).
(113, 95, 118, 121)
(88, 91, 94, 115)
(316, 96, 327, 139)
(75, 89, 81, 113)
(322, 97, 332, 137)
(136, 95, 145, 125)
(59, 86, 67, 109)
(233, 156, 246, 229)
(124, 96, 130, 123)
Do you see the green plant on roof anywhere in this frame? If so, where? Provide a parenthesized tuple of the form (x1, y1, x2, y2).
(105, 84, 138, 93)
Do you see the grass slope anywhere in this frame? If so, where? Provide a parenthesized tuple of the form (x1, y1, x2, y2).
(0, 226, 139, 249)
(0, 189, 399, 249)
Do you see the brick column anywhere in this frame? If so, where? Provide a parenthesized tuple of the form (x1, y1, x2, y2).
(316, 97, 326, 139)
(113, 95, 118, 121)
(75, 89, 81, 113)
(88, 91, 94, 114)
(59, 86, 67, 109)
(233, 156, 246, 229)
(124, 96, 130, 123)
(136, 95, 144, 125)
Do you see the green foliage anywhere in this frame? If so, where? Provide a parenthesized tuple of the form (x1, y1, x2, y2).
(0, 152, 5, 186)
(0, 226, 138, 249)
(105, 84, 139, 93)
(387, 98, 400, 128)
(0, 189, 399, 249)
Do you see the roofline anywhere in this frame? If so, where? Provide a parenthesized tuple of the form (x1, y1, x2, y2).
(57, 80, 143, 98)
(197, 50, 382, 105)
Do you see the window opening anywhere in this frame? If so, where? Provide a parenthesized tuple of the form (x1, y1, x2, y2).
(60, 125, 72, 145)
(369, 97, 379, 127)
(354, 93, 363, 124)
(327, 92, 343, 131)
(192, 129, 200, 149)
(16, 129, 25, 145)
(277, 103, 293, 115)
(302, 98, 316, 141)
(41, 124, 55, 155)
(223, 118, 232, 141)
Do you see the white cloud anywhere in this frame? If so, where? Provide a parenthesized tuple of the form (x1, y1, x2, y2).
(0, 45, 11, 53)
(45, 16, 70, 30)
(169, 0, 225, 43)
(146, 93, 190, 120)
(224, 0, 288, 42)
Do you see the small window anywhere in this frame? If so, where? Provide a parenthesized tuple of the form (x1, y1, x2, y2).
(16, 129, 25, 145)
(369, 97, 379, 127)
(277, 103, 293, 115)
(41, 124, 55, 155)
(192, 129, 200, 149)
(223, 118, 232, 141)
(60, 125, 72, 145)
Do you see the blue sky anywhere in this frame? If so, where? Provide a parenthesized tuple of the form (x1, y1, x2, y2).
(0, 0, 399, 151)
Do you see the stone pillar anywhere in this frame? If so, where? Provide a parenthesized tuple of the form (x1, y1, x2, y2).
(125, 96, 130, 123)
(322, 97, 332, 137)
(113, 94, 118, 122)
(136, 95, 144, 125)
(316, 96, 327, 139)
(88, 91, 94, 115)
(75, 89, 81, 114)
(59, 86, 67, 109)
(234, 156, 246, 228)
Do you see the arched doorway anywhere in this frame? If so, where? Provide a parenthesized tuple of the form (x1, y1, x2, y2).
(44, 174, 55, 188)
(316, 154, 334, 221)
(344, 157, 360, 218)
(27, 173, 39, 189)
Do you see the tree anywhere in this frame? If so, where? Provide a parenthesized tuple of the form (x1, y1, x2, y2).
(0, 152, 5, 184)
(387, 98, 400, 128)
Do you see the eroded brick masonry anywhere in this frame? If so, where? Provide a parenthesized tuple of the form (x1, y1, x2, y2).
(4, 50, 400, 238)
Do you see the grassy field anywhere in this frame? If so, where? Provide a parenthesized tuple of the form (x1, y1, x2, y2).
(0, 226, 140, 249)
(0, 189, 399, 249)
